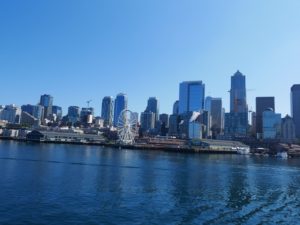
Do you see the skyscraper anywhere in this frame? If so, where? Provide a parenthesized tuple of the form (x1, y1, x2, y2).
(68, 106, 81, 124)
(146, 97, 159, 122)
(179, 81, 205, 114)
(291, 84, 300, 138)
(230, 71, 247, 113)
(101, 96, 114, 127)
(210, 98, 223, 136)
(40, 94, 53, 119)
(114, 93, 128, 127)
(140, 111, 155, 133)
(52, 106, 63, 120)
(225, 71, 248, 136)
(256, 97, 275, 137)
(173, 100, 179, 115)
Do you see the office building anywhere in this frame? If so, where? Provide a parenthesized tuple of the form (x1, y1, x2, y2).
(140, 111, 155, 133)
(256, 97, 275, 137)
(146, 97, 159, 123)
(179, 81, 205, 114)
(263, 108, 281, 140)
(114, 93, 128, 127)
(173, 100, 179, 115)
(0, 105, 22, 124)
(291, 85, 300, 138)
(52, 106, 63, 120)
(101, 96, 114, 127)
(40, 94, 53, 119)
(281, 115, 296, 143)
(168, 114, 179, 136)
(68, 106, 81, 124)
(225, 71, 248, 136)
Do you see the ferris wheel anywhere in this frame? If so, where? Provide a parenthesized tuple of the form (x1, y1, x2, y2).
(117, 109, 138, 145)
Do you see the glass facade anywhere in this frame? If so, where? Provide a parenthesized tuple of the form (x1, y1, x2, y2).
(230, 71, 247, 113)
(179, 81, 205, 114)
(255, 97, 275, 135)
(68, 106, 81, 124)
(40, 94, 53, 119)
(101, 96, 114, 127)
(263, 109, 281, 139)
(291, 85, 300, 138)
(113, 93, 128, 127)
(146, 97, 159, 122)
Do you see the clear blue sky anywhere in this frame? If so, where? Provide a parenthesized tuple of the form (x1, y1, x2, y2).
(0, 0, 299, 116)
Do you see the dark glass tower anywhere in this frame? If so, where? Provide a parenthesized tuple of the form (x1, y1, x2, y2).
(291, 85, 300, 138)
(256, 97, 275, 136)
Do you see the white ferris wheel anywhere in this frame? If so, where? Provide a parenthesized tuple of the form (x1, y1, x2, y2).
(117, 109, 138, 145)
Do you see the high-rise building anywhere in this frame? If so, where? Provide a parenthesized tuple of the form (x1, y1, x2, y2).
(291, 85, 300, 138)
(80, 107, 94, 124)
(68, 106, 81, 124)
(230, 71, 247, 113)
(146, 97, 159, 122)
(206, 97, 223, 137)
(52, 106, 63, 120)
(225, 71, 248, 136)
(173, 100, 179, 115)
(114, 93, 128, 127)
(179, 81, 205, 114)
(40, 94, 53, 119)
(168, 114, 179, 136)
(0, 105, 22, 124)
(281, 115, 296, 143)
(22, 104, 44, 121)
(256, 97, 275, 137)
(140, 111, 155, 133)
(263, 108, 281, 140)
(101, 96, 114, 127)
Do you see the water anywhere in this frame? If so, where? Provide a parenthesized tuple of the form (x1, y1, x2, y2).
(1, 140, 300, 225)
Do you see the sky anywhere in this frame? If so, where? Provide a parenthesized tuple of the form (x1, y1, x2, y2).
(0, 0, 299, 116)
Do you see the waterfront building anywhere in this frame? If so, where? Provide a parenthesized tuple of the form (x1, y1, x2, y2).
(281, 115, 296, 143)
(225, 71, 248, 136)
(52, 106, 63, 120)
(80, 107, 94, 124)
(113, 93, 128, 127)
(173, 100, 179, 115)
(0, 105, 22, 124)
(262, 108, 281, 140)
(21, 111, 38, 127)
(40, 94, 53, 119)
(256, 97, 275, 138)
(101, 96, 114, 127)
(21, 104, 44, 121)
(251, 112, 257, 136)
(168, 114, 179, 136)
(188, 122, 202, 139)
(291, 84, 300, 138)
(179, 81, 205, 114)
(140, 111, 155, 133)
(68, 106, 81, 124)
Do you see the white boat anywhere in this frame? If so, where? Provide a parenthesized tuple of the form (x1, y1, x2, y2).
(236, 147, 250, 155)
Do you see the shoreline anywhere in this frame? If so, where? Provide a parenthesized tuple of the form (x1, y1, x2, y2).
(0, 137, 238, 155)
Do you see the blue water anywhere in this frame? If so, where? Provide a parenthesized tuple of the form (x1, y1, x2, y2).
(1, 140, 300, 225)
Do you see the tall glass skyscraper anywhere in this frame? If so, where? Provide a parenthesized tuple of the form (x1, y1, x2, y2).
(225, 71, 248, 136)
(113, 93, 128, 127)
(52, 106, 63, 120)
(179, 81, 205, 114)
(146, 97, 159, 122)
(40, 94, 53, 119)
(230, 71, 247, 113)
(291, 84, 300, 138)
(101, 96, 114, 127)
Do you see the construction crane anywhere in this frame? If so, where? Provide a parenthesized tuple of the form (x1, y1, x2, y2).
(86, 100, 92, 108)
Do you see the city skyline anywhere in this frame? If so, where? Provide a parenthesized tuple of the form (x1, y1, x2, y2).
(1, 1, 300, 116)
